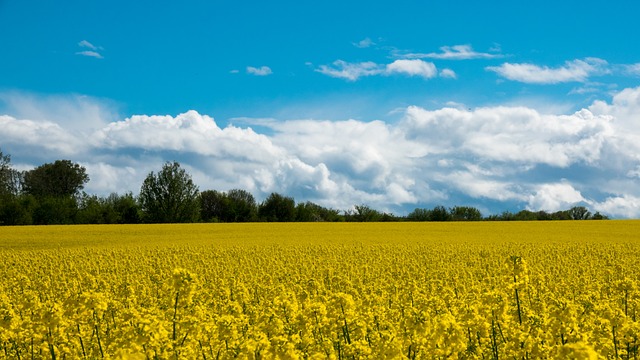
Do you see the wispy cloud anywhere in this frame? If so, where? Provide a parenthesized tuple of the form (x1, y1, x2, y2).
(315, 60, 381, 81)
(76, 51, 103, 59)
(401, 45, 502, 60)
(246, 66, 272, 76)
(316, 59, 440, 81)
(353, 37, 375, 48)
(624, 63, 640, 76)
(78, 40, 100, 51)
(486, 58, 609, 84)
(76, 40, 104, 59)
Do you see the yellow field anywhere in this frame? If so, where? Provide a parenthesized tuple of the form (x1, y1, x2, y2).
(1, 221, 639, 359)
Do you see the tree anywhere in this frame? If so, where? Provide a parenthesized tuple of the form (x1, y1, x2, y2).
(0, 150, 20, 198)
(199, 189, 257, 222)
(407, 208, 431, 221)
(296, 201, 342, 222)
(569, 206, 592, 220)
(352, 204, 383, 222)
(258, 192, 296, 222)
(429, 205, 451, 221)
(139, 161, 200, 223)
(449, 206, 482, 221)
(22, 160, 89, 199)
(199, 190, 227, 222)
(226, 189, 258, 222)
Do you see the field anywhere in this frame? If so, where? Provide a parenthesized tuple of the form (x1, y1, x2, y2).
(1, 221, 639, 359)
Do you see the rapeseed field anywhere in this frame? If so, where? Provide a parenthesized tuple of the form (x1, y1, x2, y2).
(1, 221, 639, 359)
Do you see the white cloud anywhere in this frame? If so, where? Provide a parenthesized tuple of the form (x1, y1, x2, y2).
(315, 60, 381, 81)
(246, 66, 272, 76)
(0, 115, 83, 155)
(353, 37, 375, 48)
(402, 45, 502, 60)
(439, 68, 457, 79)
(76, 50, 103, 59)
(527, 182, 585, 212)
(76, 40, 104, 58)
(4, 87, 640, 217)
(94, 110, 284, 162)
(316, 59, 439, 81)
(593, 195, 640, 219)
(486, 58, 609, 84)
(624, 63, 640, 76)
(78, 40, 100, 50)
(401, 106, 612, 167)
(385, 59, 437, 79)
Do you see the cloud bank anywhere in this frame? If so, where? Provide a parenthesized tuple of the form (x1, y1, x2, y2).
(401, 45, 502, 60)
(2, 88, 640, 217)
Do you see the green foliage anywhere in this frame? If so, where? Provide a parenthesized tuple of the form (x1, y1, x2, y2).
(258, 192, 296, 222)
(76, 192, 140, 224)
(22, 160, 89, 199)
(0, 194, 37, 225)
(450, 206, 483, 221)
(0, 149, 20, 199)
(32, 196, 78, 225)
(569, 206, 592, 220)
(295, 201, 342, 222)
(407, 208, 431, 221)
(139, 161, 200, 223)
(200, 189, 257, 222)
(429, 205, 451, 221)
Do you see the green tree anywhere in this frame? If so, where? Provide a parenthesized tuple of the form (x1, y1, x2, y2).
(449, 206, 482, 221)
(22, 160, 89, 199)
(199, 190, 228, 222)
(296, 201, 342, 222)
(569, 206, 592, 220)
(139, 161, 200, 223)
(258, 192, 296, 222)
(226, 189, 258, 222)
(407, 208, 431, 221)
(429, 205, 451, 221)
(107, 192, 141, 224)
(352, 204, 383, 222)
(0, 150, 20, 198)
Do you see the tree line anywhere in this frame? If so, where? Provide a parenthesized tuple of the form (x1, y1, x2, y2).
(0, 150, 608, 225)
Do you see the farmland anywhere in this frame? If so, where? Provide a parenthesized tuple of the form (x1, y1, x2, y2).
(1, 221, 639, 359)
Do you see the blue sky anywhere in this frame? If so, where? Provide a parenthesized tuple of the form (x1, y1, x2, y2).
(2, 0, 640, 217)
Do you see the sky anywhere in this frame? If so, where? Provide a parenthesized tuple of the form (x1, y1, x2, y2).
(1, 0, 640, 218)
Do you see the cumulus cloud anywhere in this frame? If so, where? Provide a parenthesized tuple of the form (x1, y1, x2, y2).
(402, 45, 502, 60)
(3, 87, 640, 217)
(400, 106, 612, 167)
(593, 195, 640, 219)
(439, 68, 457, 79)
(316, 59, 439, 81)
(246, 66, 272, 76)
(486, 58, 609, 84)
(0, 115, 84, 155)
(386, 59, 437, 79)
(527, 182, 585, 212)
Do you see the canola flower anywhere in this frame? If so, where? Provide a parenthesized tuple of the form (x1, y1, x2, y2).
(0, 221, 639, 359)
